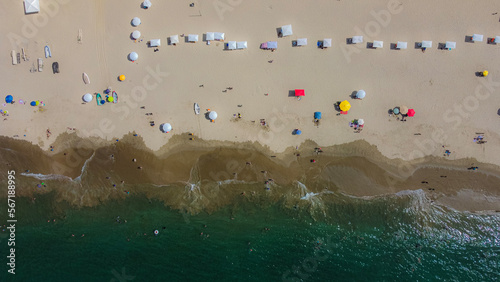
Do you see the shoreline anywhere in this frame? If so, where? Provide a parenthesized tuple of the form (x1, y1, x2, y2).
(1, 133, 499, 213)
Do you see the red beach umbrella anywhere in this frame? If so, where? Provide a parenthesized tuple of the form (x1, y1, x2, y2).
(408, 109, 415, 117)
(295, 89, 305, 96)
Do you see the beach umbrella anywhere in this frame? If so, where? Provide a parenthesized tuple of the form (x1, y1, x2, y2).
(107, 96, 114, 102)
(132, 30, 141, 39)
(393, 107, 400, 115)
(142, 0, 151, 8)
(295, 129, 302, 135)
(483, 70, 488, 77)
(339, 100, 351, 112)
(357, 119, 364, 125)
(407, 109, 415, 117)
(161, 123, 172, 133)
(119, 75, 126, 81)
(356, 90, 366, 99)
(131, 17, 141, 27)
(82, 93, 93, 103)
(30, 101, 36, 106)
(295, 89, 305, 96)
(400, 106, 409, 115)
(209, 111, 218, 120)
(129, 52, 138, 61)
(5, 95, 13, 103)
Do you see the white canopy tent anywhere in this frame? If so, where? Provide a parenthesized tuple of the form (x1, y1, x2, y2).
(372, 41, 383, 48)
(323, 39, 332, 48)
(236, 41, 247, 49)
(161, 123, 172, 133)
(131, 17, 141, 27)
(296, 38, 307, 46)
(82, 93, 93, 103)
(187, 34, 199, 42)
(396, 42, 407, 49)
(206, 32, 215, 41)
(352, 36, 363, 43)
(281, 25, 293, 37)
(150, 39, 161, 47)
(169, 35, 179, 45)
(214, 32, 225, 41)
(445, 41, 456, 49)
(129, 52, 138, 61)
(209, 111, 218, 120)
(472, 34, 483, 42)
(421, 41, 432, 48)
(24, 0, 40, 14)
(226, 41, 237, 50)
(131, 30, 141, 39)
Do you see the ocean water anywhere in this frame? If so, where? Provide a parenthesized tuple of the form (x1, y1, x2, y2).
(1, 187, 499, 282)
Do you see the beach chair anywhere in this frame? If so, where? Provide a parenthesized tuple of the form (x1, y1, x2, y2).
(445, 41, 456, 50)
(472, 34, 483, 42)
(396, 42, 407, 49)
(372, 41, 383, 48)
(352, 36, 363, 44)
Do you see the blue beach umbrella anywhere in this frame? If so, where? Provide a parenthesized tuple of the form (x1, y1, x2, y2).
(5, 95, 13, 103)
(393, 107, 400, 115)
(294, 129, 302, 135)
(30, 101, 37, 106)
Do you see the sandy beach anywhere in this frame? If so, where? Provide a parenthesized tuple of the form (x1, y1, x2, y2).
(0, 0, 500, 210)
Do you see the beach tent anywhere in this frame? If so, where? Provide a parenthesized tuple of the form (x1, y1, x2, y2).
(281, 25, 293, 37)
(356, 90, 366, 99)
(296, 38, 307, 46)
(472, 34, 483, 42)
(445, 41, 456, 49)
(357, 119, 364, 126)
(295, 89, 305, 97)
(421, 41, 432, 48)
(396, 42, 407, 49)
(169, 35, 179, 45)
(150, 39, 161, 47)
(82, 93, 93, 103)
(142, 0, 152, 8)
(495, 36, 500, 44)
(24, 0, 39, 14)
(323, 39, 332, 48)
(5, 95, 13, 103)
(187, 34, 199, 42)
(407, 109, 415, 117)
(161, 123, 172, 133)
(209, 111, 218, 120)
(129, 52, 138, 61)
(236, 41, 247, 49)
(372, 41, 383, 48)
(339, 100, 351, 112)
(214, 32, 225, 41)
(352, 36, 363, 43)
(400, 105, 409, 115)
(226, 41, 237, 50)
(206, 32, 215, 41)
(132, 31, 141, 39)
(131, 17, 141, 27)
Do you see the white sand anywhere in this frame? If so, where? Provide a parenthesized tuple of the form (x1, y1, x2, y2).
(1, 0, 500, 167)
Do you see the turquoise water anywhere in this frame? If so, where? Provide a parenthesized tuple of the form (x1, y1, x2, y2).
(1, 190, 499, 281)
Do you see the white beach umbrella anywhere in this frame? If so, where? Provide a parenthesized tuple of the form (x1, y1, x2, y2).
(356, 90, 366, 99)
(131, 17, 141, 27)
(206, 32, 215, 41)
(169, 35, 179, 44)
(372, 41, 383, 48)
(129, 52, 138, 61)
(188, 34, 199, 42)
(396, 42, 407, 49)
(297, 38, 307, 46)
(445, 41, 456, 49)
(357, 119, 364, 126)
(472, 34, 483, 42)
(421, 41, 432, 48)
(281, 25, 293, 36)
(323, 39, 332, 48)
(161, 123, 172, 133)
(132, 30, 141, 39)
(236, 41, 247, 49)
(82, 93, 93, 103)
(226, 41, 237, 50)
(495, 36, 500, 44)
(150, 39, 161, 47)
(209, 111, 218, 120)
(352, 36, 363, 43)
(24, 0, 40, 14)
(214, 32, 225, 41)
(142, 0, 152, 8)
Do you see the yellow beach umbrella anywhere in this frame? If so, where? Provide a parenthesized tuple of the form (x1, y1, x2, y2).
(339, 100, 351, 112)
(483, 70, 488, 77)
(107, 96, 114, 102)
(119, 75, 126, 81)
